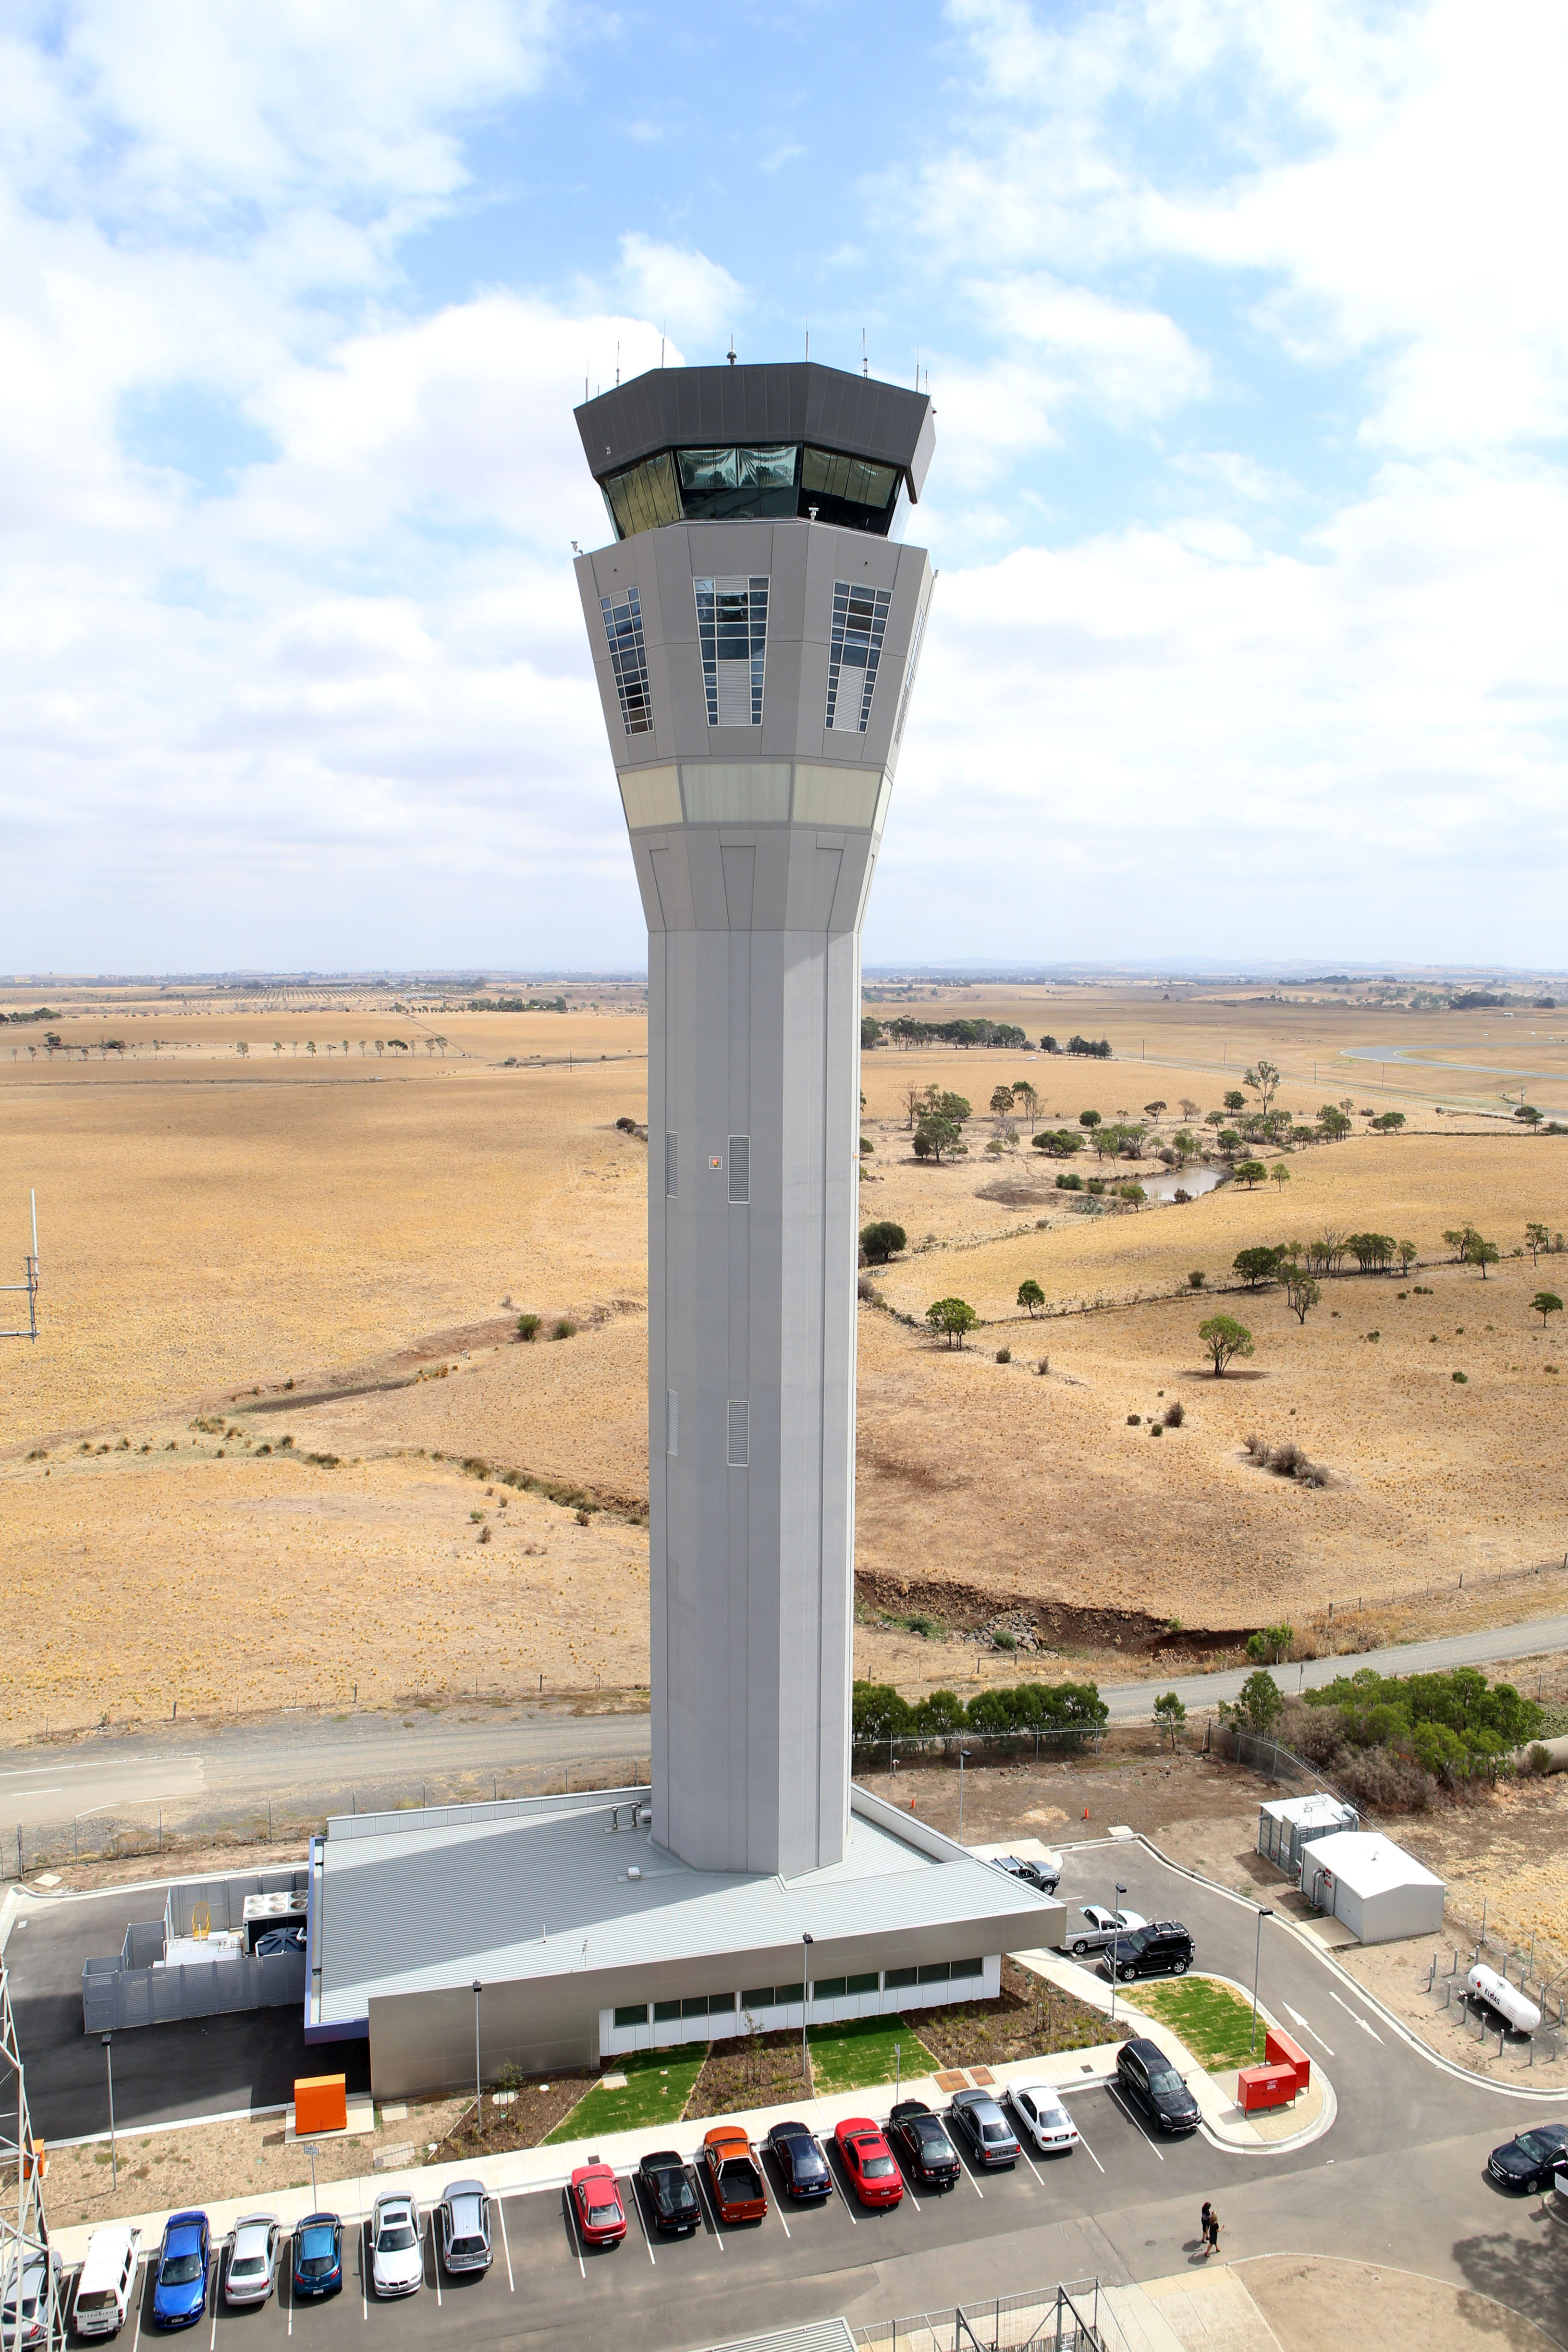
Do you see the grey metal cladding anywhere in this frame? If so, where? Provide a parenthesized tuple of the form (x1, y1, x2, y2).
(576, 363, 933, 500)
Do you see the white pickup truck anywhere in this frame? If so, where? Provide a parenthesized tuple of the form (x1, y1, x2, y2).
(1057, 1904, 1146, 1958)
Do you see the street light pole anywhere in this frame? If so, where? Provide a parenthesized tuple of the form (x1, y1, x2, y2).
(958, 1750, 971, 1844)
(1109, 1882, 1127, 2025)
(1251, 1909, 1273, 2057)
(101, 2034, 116, 2192)
(801, 1935, 814, 2095)
(472, 1980, 483, 2123)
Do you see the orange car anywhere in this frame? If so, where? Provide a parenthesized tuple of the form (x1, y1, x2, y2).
(701, 2127, 767, 2224)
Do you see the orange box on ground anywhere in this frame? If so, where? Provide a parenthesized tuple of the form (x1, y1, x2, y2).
(1264, 2028, 1310, 2090)
(294, 2075, 347, 2134)
(1237, 2063, 1297, 2114)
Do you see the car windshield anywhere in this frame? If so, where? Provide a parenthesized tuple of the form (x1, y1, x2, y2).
(161, 2256, 203, 2286)
(1150, 2069, 1186, 2097)
(1517, 2132, 1562, 2161)
(1121, 1929, 1150, 1952)
(377, 2228, 415, 2254)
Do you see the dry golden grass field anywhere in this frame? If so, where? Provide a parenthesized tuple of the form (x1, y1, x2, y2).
(1, 978, 1565, 1734)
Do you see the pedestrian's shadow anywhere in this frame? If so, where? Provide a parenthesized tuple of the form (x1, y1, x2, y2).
(1182, 2237, 1210, 2265)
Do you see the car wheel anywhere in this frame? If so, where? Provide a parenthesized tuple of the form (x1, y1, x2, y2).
(1119, 1964, 1135, 1982)
(1171, 1958, 1188, 1976)
(1072, 1940, 1089, 1957)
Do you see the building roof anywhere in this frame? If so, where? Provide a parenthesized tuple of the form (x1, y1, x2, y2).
(1297, 1829, 1445, 1896)
(1258, 1793, 1355, 1826)
(313, 1786, 1048, 2027)
(575, 362, 935, 500)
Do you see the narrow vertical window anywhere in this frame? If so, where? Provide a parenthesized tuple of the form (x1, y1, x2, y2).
(600, 585, 653, 735)
(664, 1132, 677, 1196)
(727, 1135, 750, 1204)
(694, 576, 769, 726)
(825, 580, 891, 733)
(726, 1401, 749, 1468)
(894, 589, 932, 745)
(666, 1391, 678, 1457)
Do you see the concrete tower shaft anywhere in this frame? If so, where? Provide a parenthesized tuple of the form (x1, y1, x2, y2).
(574, 369, 934, 1877)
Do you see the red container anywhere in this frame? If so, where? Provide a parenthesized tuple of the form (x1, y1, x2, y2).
(1265, 2028, 1310, 2091)
(1237, 2063, 1297, 2113)
(294, 2074, 347, 2134)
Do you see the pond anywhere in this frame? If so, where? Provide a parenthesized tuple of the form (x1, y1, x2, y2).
(1139, 1162, 1226, 1204)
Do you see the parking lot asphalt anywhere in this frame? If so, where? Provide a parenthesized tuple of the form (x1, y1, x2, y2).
(28, 1843, 1568, 2345)
(4, 1885, 368, 2137)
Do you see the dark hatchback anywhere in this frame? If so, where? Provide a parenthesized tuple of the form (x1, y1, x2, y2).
(887, 2101, 961, 2189)
(947, 2089, 1020, 2168)
(766, 2121, 834, 2200)
(1115, 2038, 1200, 2135)
(1109, 1922, 1194, 1983)
(637, 2151, 702, 2233)
(1488, 2124, 1568, 2193)
(290, 2217, 343, 2299)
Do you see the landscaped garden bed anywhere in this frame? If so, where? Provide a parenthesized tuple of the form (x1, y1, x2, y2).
(907, 1958, 1123, 2070)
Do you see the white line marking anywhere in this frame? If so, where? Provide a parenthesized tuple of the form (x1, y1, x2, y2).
(1327, 1989, 1383, 2042)
(693, 2163, 725, 2252)
(1013, 2138, 1045, 2188)
(1075, 2129, 1105, 2176)
(625, 2176, 654, 2266)
(284, 2248, 292, 2338)
(429, 2222, 441, 2306)
(497, 2198, 514, 2291)
(359, 2214, 367, 2322)
(764, 2145, 791, 2241)
(1106, 2083, 1164, 2157)
(208, 2256, 218, 2350)
(1283, 2002, 1335, 2055)
(959, 2153, 984, 2200)
(563, 2189, 585, 2279)
(131, 2257, 145, 2352)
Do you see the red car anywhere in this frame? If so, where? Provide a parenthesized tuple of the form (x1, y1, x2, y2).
(833, 2118, 904, 2209)
(569, 2163, 626, 2248)
(702, 2127, 768, 2224)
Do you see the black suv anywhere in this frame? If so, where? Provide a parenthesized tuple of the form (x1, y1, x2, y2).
(1109, 1921, 1193, 1982)
(1115, 2037, 1199, 2135)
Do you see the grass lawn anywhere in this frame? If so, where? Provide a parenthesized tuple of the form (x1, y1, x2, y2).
(544, 2046, 708, 2144)
(1131, 1975, 1264, 2070)
(808, 2017, 936, 2097)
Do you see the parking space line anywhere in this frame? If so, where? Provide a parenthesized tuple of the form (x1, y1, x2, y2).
(1075, 2128, 1105, 2176)
(208, 2254, 218, 2349)
(358, 2216, 367, 2321)
(131, 2258, 145, 2352)
(1013, 2139, 1045, 2189)
(427, 2221, 441, 2306)
(1106, 2084, 1164, 2158)
(284, 2247, 292, 2337)
(497, 2198, 514, 2291)
(563, 2189, 586, 2279)
(626, 2176, 656, 2266)
(692, 2162, 726, 2252)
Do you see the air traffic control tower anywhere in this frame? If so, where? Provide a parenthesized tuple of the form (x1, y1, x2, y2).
(573, 363, 936, 1879)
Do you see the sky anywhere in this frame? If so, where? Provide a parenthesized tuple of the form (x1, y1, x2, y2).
(3, 0, 1566, 976)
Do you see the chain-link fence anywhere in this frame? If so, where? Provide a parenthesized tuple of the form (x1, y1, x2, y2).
(851, 2280, 1129, 2352)
(2, 1750, 650, 1881)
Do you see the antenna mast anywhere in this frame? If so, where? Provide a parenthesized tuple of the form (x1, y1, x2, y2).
(0, 1190, 39, 1340)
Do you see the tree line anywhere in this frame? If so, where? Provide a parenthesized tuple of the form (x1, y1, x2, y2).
(852, 1677, 1110, 1747)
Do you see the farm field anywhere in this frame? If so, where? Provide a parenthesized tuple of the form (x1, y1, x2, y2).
(1, 977, 1565, 1736)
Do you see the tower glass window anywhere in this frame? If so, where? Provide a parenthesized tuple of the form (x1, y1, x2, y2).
(695, 576, 769, 726)
(825, 581, 891, 733)
(603, 452, 681, 540)
(595, 442, 909, 538)
(600, 585, 654, 735)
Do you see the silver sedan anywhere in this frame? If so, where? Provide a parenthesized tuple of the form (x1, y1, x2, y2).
(222, 2217, 280, 2308)
(369, 2197, 422, 2299)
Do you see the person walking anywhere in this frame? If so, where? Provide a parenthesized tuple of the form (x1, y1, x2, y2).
(1199, 2201, 1213, 2256)
(1206, 2206, 1222, 2259)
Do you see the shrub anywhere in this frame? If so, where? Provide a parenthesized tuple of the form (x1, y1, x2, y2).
(995, 1347, 1011, 1363)
(857, 1273, 879, 1302)
(1163, 1399, 1185, 1428)
(860, 1220, 907, 1263)
(1269, 1440, 1305, 1478)
(1452, 1369, 1468, 1382)
(1334, 1745, 1436, 1813)
(516, 1313, 541, 1341)
(553, 1318, 577, 1339)
(1525, 1743, 1554, 1776)
(1244, 1431, 1270, 1464)
(575, 1507, 591, 1525)
(1055, 1172, 1083, 1190)
(1188, 1270, 1205, 1289)
(992, 1629, 1017, 1652)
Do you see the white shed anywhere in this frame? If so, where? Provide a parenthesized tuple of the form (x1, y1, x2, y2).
(1298, 1829, 1445, 1944)
(1257, 1793, 1358, 1878)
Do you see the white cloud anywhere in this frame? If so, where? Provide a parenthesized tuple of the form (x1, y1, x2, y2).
(615, 235, 744, 352)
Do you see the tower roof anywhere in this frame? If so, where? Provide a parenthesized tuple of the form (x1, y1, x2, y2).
(576, 360, 934, 502)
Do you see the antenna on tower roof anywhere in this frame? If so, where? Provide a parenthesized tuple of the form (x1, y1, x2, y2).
(862, 328, 868, 378)
(805, 315, 809, 361)
(615, 341, 620, 386)
(726, 335, 737, 367)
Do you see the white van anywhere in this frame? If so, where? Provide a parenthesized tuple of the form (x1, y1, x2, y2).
(73, 2227, 141, 2338)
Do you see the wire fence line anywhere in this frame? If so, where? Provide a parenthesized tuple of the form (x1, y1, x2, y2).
(851, 2279, 1130, 2352)
(2, 1752, 651, 1881)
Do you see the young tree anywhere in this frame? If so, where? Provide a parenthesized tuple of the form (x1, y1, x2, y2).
(1244, 1060, 1281, 1116)
(1230, 1669, 1284, 1735)
(1224, 1090, 1246, 1115)
(902, 1080, 923, 1129)
(1516, 1104, 1542, 1127)
(1153, 1691, 1187, 1751)
(1397, 1239, 1417, 1276)
(1234, 1159, 1268, 1188)
(1532, 1291, 1564, 1327)
(1370, 1110, 1406, 1131)
(990, 1084, 1016, 1121)
(860, 1220, 907, 1262)
(926, 1297, 979, 1348)
(1188, 1269, 1206, 1289)
(1178, 1097, 1200, 1122)
(1269, 1162, 1290, 1192)
(1012, 1080, 1039, 1124)
(1465, 1234, 1500, 1279)
(1078, 1109, 1102, 1130)
(1017, 1278, 1045, 1317)
(1233, 1246, 1284, 1288)
(1284, 1268, 1322, 1324)
(1199, 1314, 1254, 1375)
(1143, 1100, 1167, 1121)
(1526, 1222, 1549, 1264)
(1317, 1104, 1352, 1139)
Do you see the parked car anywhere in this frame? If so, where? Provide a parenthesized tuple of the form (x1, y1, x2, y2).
(833, 2119, 903, 2209)
(1007, 2082, 1080, 2155)
(72, 2226, 141, 2337)
(1115, 2037, 1199, 2135)
(946, 2088, 1019, 2168)
(150, 2215, 209, 2330)
(1060, 1905, 1146, 1959)
(766, 2120, 833, 2199)
(368, 2195, 422, 2298)
(570, 2164, 626, 2249)
(2, 2249, 64, 2350)
(435, 2181, 492, 2275)
(702, 2127, 768, 2224)
(989, 1851, 1061, 1896)
(1487, 2123, 1568, 2193)
(223, 2217, 281, 2307)
(290, 2216, 343, 2301)
(1109, 1922, 1194, 1982)
(886, 2101, 961, 2189)
(637, 2151, 702, 2234)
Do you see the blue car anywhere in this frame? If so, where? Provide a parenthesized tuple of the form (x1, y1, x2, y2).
(766, 2120, 834, 2199)
(151, 2214, 209, 2329)
(291, 2216, 343, 2300)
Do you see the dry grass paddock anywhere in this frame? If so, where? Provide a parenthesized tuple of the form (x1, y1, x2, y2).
(1, 979, 1565, 1733)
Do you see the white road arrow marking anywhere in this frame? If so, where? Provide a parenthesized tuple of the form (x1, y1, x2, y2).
(1283, 2002, 1335, 2056)
(1328, 1989, 1382, 2042)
